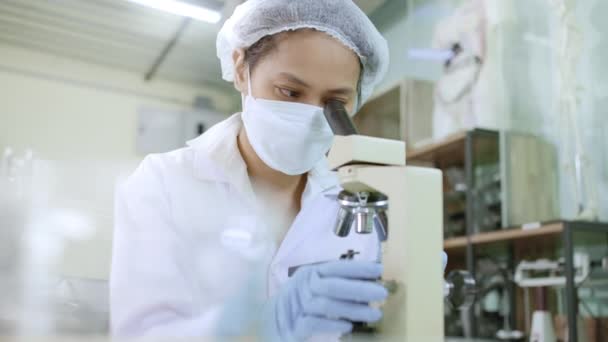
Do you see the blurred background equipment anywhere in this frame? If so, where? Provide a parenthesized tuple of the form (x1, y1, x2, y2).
(0, 148, 136, 335)
(136, 106, 226, 154)
(445, 270, 477, 312)
(529, 287, 558, 342)
(431, 0, 487, 140)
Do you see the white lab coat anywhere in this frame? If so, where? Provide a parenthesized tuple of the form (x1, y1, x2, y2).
(110, 113, 379, 337)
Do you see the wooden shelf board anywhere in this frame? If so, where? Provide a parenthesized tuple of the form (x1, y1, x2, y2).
(472, 222, 564, 245)
(444, 222, 565, 251)
(443, 236, 468, 249)
(407, 131, 467, 162)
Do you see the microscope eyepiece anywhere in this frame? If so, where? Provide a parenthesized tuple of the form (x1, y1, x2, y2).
(323, 100, 359, 136)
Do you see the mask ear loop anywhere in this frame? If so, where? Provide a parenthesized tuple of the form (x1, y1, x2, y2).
(353, 71, 362, 115)
(247, 65, 253, 99)
(241, 65, 253, 107)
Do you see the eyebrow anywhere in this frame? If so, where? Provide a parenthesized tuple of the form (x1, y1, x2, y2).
(279, 72, 311, 88)
(278, 72, 355, 95)
(327, 87, 356, 96)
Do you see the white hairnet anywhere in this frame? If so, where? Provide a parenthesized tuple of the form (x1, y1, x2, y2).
(217, 0, 390, 105)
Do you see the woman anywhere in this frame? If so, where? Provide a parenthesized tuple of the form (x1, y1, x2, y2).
(111, 0, 413, 340)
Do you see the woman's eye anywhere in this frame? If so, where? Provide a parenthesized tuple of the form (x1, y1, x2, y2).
(278, 88, 299, 98)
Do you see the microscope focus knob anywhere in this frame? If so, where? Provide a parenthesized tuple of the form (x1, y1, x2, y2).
(444, 270, 476, 310)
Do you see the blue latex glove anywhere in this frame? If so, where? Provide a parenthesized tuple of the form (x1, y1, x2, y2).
(262, 260, 388, 341)
(442, 251, 448, 273)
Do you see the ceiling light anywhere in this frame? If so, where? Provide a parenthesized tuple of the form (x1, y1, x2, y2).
(127, 0, 221, 24)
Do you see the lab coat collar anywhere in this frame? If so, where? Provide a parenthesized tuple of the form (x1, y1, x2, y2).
(186, 113, 340, 202)
(186, 113, 242, 184)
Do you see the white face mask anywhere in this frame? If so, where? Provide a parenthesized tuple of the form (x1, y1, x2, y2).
(241, 69, 334, 175)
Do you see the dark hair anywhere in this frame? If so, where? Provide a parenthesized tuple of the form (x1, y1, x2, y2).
(244, 31, 364, 107)
(244, 33, 285, 71)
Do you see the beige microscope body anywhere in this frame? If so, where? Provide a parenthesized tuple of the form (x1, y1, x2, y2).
(327, 135, 444, 341)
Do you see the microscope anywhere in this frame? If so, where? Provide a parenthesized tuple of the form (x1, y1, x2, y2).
(323, 100, 443, 340)
(323, 101, 475, 341)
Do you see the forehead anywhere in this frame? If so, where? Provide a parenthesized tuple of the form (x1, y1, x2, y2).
(255, 30, 361, 89)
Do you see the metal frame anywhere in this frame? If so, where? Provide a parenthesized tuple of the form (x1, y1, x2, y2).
(465, 128, 533, 339)
(500, 131, 511, 229)
(464, 129, 500, 337)
(464, 130, 476, 337)
(563, 222, 577, 342)
(507, 243, 517, 335)
(454, 129, 608, 340)
(464, 129, 499, 273)
(562, 221, 608, 342)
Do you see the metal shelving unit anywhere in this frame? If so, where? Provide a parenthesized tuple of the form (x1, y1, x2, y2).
(443, 221, 608, 341)
(407, 129, 607, 341)
(561, 221, 608, 342)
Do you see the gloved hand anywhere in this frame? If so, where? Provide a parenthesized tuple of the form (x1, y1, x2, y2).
(442, 251, 448, 273)
(262, 260, 388, 341)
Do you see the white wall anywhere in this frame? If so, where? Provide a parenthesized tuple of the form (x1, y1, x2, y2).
(0, 44, 234, 161)
(0, 44, 235, 280)
(500, 0, 608, 220)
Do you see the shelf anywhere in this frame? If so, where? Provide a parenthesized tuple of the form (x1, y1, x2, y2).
(444, 222, 565, 251)
(406, 130, 467, 163)
(443, 236, 468, 249)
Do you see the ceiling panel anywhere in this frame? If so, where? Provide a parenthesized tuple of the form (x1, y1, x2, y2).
(0, 0, 387, 90)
